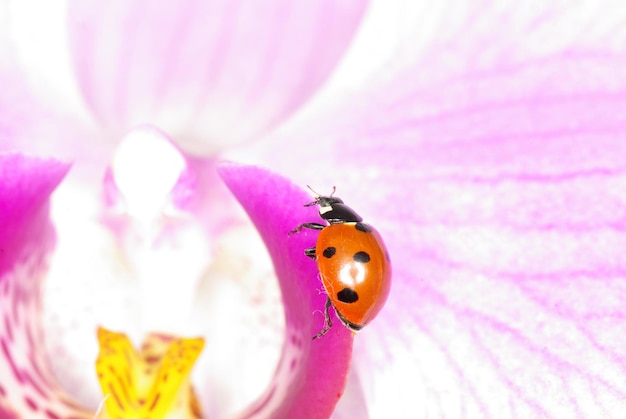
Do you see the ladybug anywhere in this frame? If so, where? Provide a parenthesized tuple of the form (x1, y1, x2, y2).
(291, 188, 391, 340)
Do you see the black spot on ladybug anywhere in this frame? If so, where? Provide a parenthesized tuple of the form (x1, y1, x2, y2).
(323, 247, 336, 258)
(337, 288, 359, 303)
(353, 251, 370, 263)
(355, 222, 372, 233)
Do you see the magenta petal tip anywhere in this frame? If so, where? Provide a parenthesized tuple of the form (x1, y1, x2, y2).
(0, 154, 69, 264)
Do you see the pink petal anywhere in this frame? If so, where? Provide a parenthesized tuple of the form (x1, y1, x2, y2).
(218, 163, 354, 419)
(67, 0, 368, 153)
(0, 70, 51, 153)
(246, 27, 626, 419)
(0, 154, 89, 418)
(0, 66, 112, 165)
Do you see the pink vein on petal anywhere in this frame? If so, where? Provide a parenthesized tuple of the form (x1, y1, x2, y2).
(0, 154, 91, 418)
(218, 162, 353, 419)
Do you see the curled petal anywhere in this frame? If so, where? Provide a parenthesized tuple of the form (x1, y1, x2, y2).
(0, 154, 90, 417)
(219, 163, 354, 419)
(67, 0, 368, 153)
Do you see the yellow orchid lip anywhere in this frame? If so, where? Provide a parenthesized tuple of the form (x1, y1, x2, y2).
(95, 327, 204, 419)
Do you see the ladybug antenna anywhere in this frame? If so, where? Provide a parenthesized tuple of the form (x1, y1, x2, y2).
(306, 185, 322, 198)
(305, 185, 337, 203)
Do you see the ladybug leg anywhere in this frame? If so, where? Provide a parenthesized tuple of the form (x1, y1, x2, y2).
(304, 247, 316, 259)
(312, 297, 333, 340)
(289, 222, 325, 235)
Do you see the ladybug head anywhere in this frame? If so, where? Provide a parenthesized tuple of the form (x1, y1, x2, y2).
(304, 192, 362, 224)
(304, 186, 340, 208)
(305, 195, 344, 208)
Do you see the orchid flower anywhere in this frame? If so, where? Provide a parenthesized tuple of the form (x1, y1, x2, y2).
(1, 1, 365, 418)
(3, 0, 626, 418)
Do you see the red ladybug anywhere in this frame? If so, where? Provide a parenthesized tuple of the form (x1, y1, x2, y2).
(291, 188, 391, 339)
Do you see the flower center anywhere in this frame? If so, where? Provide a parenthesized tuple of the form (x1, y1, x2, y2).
(94, 327, 204, 419)
(111, 125, 186, 221)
